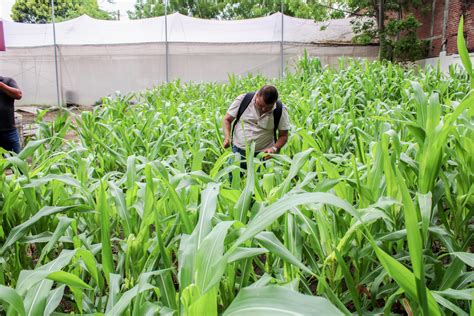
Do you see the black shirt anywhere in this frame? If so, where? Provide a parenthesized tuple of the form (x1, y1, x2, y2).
(0, 76, 19, 132)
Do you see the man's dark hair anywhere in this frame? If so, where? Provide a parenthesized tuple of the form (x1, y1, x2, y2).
(259, 85, 278, 105)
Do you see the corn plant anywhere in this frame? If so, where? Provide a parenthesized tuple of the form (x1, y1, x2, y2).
(0, 20, 473, 315)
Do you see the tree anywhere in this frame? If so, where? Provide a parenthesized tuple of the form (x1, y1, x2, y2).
(12, 0, 112, 24)
(128, 0, 346, 21)
(348, 0, 428, 61)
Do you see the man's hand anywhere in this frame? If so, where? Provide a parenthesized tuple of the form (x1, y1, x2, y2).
(262, 147, 277, 160)
(222, 114, 235, 149)
(223, 138, 231, 149)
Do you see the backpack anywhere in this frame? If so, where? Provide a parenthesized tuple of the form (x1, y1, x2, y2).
(231, 92, 283, 142)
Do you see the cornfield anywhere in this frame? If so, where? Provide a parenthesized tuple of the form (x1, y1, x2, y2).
(0, 20, 473, 316)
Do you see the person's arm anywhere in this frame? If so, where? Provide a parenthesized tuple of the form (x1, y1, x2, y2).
(222, 94, 245, 148)
(274, 130, 288, 151)
(262, 106, 290, 157)
(262, 130, 288, 157)
(0, 80, 22, 100)
(222, 113, 235, 148)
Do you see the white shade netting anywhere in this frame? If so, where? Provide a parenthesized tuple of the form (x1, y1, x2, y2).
(0, 13, 379, 106)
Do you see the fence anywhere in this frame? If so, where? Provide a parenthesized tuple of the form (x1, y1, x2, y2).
(1, 12, 379, 106)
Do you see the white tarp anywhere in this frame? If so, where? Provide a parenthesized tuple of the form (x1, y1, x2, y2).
(417, 51, 474, 73)
(4, 13, 356, 46)
(0, 13, 378, 105)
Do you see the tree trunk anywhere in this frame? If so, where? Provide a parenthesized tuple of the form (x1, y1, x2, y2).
(378, 0, 386, 59)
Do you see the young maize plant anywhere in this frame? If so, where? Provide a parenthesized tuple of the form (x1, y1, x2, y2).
(0, 19, 472, 316)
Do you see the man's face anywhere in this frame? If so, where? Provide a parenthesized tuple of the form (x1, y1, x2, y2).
(255, 93, 274, 113)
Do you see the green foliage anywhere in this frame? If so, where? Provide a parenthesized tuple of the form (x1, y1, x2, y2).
(1, 58, 472, 314)
(11, 0, 111, 23)
(351, 17, 377, 45)
(0, 38, 473, 313)
(349, 1, 429, 61)
(382, 14, 428, 61)
(457, 16, 474, 88)
(128, 0, 345, 21)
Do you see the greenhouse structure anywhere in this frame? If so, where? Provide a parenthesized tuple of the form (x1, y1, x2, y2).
(1, 13, 378, 105)
(0, 1, 472, 315)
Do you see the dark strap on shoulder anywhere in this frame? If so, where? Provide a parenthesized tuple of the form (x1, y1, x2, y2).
(231, 92, 284, 143)
(231, 92, 254, 139)
(273, 101, 283, 141)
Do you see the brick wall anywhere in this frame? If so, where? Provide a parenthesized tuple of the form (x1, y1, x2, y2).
(445, 0, 474, 54)
(409, 0, 474, 56)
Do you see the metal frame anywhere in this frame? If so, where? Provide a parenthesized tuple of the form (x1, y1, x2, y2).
(49, 1, 287, 103)
(51, 0, 61, 107)
(164, 0, 169, 83)
(280, 0, 285, 78)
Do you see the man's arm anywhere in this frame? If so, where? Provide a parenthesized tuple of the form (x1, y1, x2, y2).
(223, 94, 245, 149)
(262, 130, 289, 157)
(0, 81, 22, 100)
(222, 113, 235, 148)
(265, 105, 290, 154)
(274, 130, 288, 151)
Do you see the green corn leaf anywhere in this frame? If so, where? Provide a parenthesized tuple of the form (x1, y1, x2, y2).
(433, 288, 474, 301)
(47, 271, 91, 290)
(196, 182, 221, 248)
(457, 16, 473, 86)
(76, 249, 102, 290)
(105, 283, 155, 316)
(22, 250, 77, 316)
(333, 248, 361, 314)
(43, 285, 65, 316)
(231, 192, 358, 251)
(38, 217, 74, 264)
(452, 252, 474, 267)
(440, 258, 465, 290)
(17, 139, 47, 160)
(1, 206, 74, 255)
(255, 231, 313, 275)
(195, 221, 234, 294)
(369, 238, 441, 316)
(276, 148, 313, 197)
(223, 285, 343, 315)
(395, 166, 428, 314)
(233, 143, 256, 223)
(97, 180, 114, 284)
(182, 284, 218, 316)
(0, 285, 26, 316)
(417, 192, 432, 245)
(105, 274, 122, 313)
(23, 174, 81, 189)
(432, 292, 468, 316)
(227, 247, 268, 263)
(108, 181, 132, 236)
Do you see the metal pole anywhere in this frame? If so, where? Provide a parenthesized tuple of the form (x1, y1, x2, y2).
(164, 0, 169, 83)
(280, 0, 284, 78)
(51, 0, 61, 107)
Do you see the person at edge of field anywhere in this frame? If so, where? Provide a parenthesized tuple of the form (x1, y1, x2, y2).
(222, 84, 290, 173)
(0, 75, 23, 154)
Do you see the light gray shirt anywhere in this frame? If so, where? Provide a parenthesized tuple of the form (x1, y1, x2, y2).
(227, 93, 290, 152)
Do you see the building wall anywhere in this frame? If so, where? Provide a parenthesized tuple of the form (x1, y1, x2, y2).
(417, 51, 474, 72)
(411, 0, 447, 57)
(445, 0, 474, 54)
(409, 0, 474, 57)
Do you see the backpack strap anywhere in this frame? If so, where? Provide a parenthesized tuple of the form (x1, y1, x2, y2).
(273, 100, 283, 141)
(231, 92, 284, 143)
(231, 92, 255, 140)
